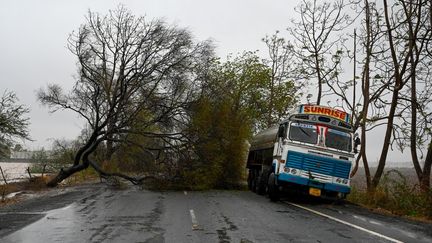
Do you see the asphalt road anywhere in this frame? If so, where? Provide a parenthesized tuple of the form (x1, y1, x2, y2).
(0, 184, 431, 243)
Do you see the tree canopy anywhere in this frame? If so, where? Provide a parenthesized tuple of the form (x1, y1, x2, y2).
(0, 90, 30, 158)
(38, 6, 213, 186)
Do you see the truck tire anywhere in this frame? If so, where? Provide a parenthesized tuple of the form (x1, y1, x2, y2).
(268, 173, 279, 202)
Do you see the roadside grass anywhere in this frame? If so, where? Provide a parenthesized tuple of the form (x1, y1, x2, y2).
(0, 167, 102, 206)
(0, 176, 50, 206)
(63, 166, 100, 185)
(348, 170, 432, 221)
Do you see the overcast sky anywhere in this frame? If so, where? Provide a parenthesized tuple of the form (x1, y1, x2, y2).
(0, 0, 411, 163)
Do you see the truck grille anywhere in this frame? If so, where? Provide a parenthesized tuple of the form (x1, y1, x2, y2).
(286, 150, 350, 179)
(300, 171, 332, 182)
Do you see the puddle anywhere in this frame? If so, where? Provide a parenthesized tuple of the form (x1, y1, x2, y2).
(1, 203, 80, 243)
(1, 188, 166, 242)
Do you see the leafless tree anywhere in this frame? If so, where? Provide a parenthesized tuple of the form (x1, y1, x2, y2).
(348, 0, 432, 192)
(288, 0, 353, 105)
(366, 0, 430, 189)
(38, 6, 213, 187)
(391, 0, 432, 191)
(0, 90, 30, 158)
(262, 32, 298, 126)
(350, 0, 374, 186)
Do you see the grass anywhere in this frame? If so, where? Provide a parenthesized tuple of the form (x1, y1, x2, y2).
(0, 176, 50, 206)
(348, 169, 432, 221)
(0, 167, 102, 206)
(62, 167, 100, 185)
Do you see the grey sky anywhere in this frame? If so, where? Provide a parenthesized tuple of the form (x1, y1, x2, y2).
(0, 0, 411, 163)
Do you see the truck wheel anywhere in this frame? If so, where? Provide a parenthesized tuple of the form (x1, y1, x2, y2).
(268, 173, 279, 202)
(256, 172, 267, 195)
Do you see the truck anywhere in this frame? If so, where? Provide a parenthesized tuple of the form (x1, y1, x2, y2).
(246, 104, 360, 201)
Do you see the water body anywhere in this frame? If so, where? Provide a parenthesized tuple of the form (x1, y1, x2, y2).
(0, 162, 31, 185)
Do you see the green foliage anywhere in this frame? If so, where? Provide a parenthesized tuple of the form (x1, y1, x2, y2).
(65, 166, 100, 185)
(184, 97, 250, 189)
(110, 108, 168, 175)
(112, 135, 160, 175)
(180, 52, 297, 189)
(204, 52, 297, 131)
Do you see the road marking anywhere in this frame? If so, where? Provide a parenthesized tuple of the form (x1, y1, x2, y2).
(287, 202, 404, 243)
(353, 215, 383, 226)
(184, 191, 187, 195)
(189, 209, 199, 230)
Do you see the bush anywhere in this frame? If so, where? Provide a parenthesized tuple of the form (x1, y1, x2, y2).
(181, 97, 251, 190)
(348, 170, 432, 220)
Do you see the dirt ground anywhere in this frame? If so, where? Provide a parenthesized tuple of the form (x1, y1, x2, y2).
(0, 177, 51, 207)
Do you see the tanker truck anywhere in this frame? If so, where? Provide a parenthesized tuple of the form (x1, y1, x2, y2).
(246, 104, 360, 201)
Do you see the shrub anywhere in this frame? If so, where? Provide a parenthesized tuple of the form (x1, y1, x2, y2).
(348, 170, 432, 220)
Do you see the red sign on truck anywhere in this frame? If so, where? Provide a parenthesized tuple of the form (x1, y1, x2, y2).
(299, 105, 350, 123)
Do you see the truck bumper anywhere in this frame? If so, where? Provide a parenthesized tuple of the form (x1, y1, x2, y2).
(277, 173, 351, 194)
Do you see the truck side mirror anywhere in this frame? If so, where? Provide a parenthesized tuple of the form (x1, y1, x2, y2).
(278, 124, 286, 138)
(354, 134, 361, 153)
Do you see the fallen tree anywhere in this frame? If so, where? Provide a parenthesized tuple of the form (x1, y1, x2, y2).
(38, 6, 212, 187)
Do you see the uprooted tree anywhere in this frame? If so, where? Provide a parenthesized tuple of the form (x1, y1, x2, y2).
(38, 6, 213, 187)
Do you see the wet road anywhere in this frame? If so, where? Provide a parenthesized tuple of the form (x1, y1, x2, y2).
(0, 184, 431, 242)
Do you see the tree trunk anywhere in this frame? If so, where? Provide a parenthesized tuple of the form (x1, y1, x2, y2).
(0, 166, 7, 185)
(350, 153, 362, 178)
(314, 53, 322, 105)
(361, 0, 372, 191)
(41, 164, 47, 178)
(105, 120, 116, 161)
(46, 163, 89, 187)
(420, 142, 432, 191)
(47, 136, 153, 187)
(410, 58, 422, 182)
(46, 132, 99, 187)
(268, 71, 275, 127)
(48, 140, 100, 188)
(405, 0, 424, 184)
(371, 88, 399, 188)
(26, 167, 32, 180)
(372, 0, 410, 189)
(361, 122, 372, 190)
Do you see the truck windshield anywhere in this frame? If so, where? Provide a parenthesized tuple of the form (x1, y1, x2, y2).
(289, 122, 318, 144)
(326, 128, 352, 152)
